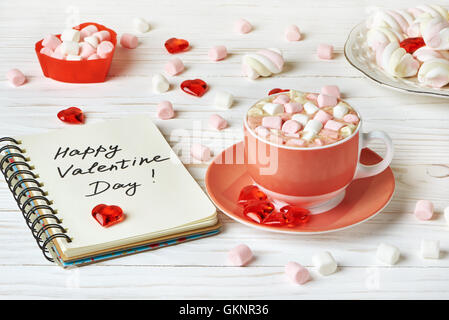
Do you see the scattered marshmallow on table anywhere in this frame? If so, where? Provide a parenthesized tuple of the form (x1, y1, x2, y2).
(152, 73, 170, 93)
(333, 102, 349, 119)
(317, 93, 338, 108)
(376, 243, 400, 265)
(120, 33, 138, 49)
(317, 43, 334, 60)
(191, 143, 211, 162)
(208, 45, 227, 61)
(214, 91, 233, 109)
(285, 262, 310, 285)
(133, 17, 150, 33)
(312, 251, 337, 276)
(42, 34, 61, 51)
(262, 116, 282, 130)
(235, 18, 252, 34)
(209, 114, 228, 130)
(165, 58, 184, 76)
(61, 29, 80, 42)
(421, 239, 440, 259)
(157, 101, 175, 120)
(6, 69, 26, 87)
(227, 244, 253, 266)
(285, 25, 301, 41)
(414, 200, 434, 221)
(321, 85, 340, 98)
(97, 41, 114, 58)
(263, 103, 284, 115)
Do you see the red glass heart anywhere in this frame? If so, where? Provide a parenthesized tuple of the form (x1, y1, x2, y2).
(262, 211, 286, 226)
(164, 38, 190, 54)
(57, 107, 84, 124)
(399, 37, 425, 54)
(180, 79, 208, 97)
(238, 185, 267, 205)
(268, 88, 290, 96)
(91, 204, 124, 227)
(243, 200, 274, 223)
(280, 205, 310, 226)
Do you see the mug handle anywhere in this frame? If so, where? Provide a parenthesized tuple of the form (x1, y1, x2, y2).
(354, 130, 394, 180)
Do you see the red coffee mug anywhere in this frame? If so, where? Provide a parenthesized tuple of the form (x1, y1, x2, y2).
(244, 93, 394, 210)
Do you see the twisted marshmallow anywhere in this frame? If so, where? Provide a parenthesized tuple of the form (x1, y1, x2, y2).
(376, 41, 419, 77)
(413, 46, 449, 62)
(420, 17, 449, 50)
(417, 58, 449, 88)
(367, 26, 404, 50)
(242, 48, 284, 80)
(367, 9, 414, 34)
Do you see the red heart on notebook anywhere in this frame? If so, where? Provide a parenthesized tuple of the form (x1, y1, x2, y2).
(92, 204, 124, 227)
(180, 79, 208, 97)
(57, 107, 85, 124)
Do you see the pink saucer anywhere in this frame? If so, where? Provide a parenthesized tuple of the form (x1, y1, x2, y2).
(205, 142, 395, 234)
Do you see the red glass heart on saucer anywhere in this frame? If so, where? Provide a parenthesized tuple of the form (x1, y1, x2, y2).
(399, 37, 425, 54)
(164, 38, 189, 54)
(180, 79, 208, 97)
(92, 204, 125, 227)
(238, 185, 267, 205)
(243, 200, 274, 223)
(57, 107, 84, 124)
(280, 205, 310, 226)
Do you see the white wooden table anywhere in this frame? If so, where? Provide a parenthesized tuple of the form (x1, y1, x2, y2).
(1, 0, 449, 299)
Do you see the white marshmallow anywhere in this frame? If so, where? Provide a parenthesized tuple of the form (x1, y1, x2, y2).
(333, 102, 349, 119)
(301, 130, 316, 141)
(61, 29, 80, 42)
(263, 103, 284, 115)
(312, 251, 337, 276)
(303, 102, 319, 115)
(214, 91, 234, 109)
(376, 243, 400, 265)
(340, 125, 355, 138)
(84, 36, 99, 48)
(133, 17, 150, 33)
(60, 41, 80, 56)
(66, 55, 82, 61)
(304, 119, 323, 133)
(421, 239, 440, 259)
(291, 113, 309, 126)
(152, 73, 170, 93)
(445, 207, 449, 226)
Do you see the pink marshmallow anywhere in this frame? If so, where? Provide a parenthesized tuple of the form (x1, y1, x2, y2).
(51, 49, 64, 60)
(255, 126, 270, 138)
(87, 54, 101, 60)
(191, 143, 211, 162)
(284, 102, 303, 114)
(228, 244, 253, 266)
(120, 33, 138, 49)
(313, 138, 324, 146)
(285, 261, 310, 285)
(306, 93, 319, 101)
(97, 41, 114, 58)
(157, 101, 175, 120)
(81, 25, 98, 37)
(165, 58, 184, 76)
(324, 119, 345, 131)
(282, 119, 301, 134)
(321, 85, 340, 98)
(262, 116, 282, 130)
(320, 129, 339, 139)
(93, 30, 111, 42)
(414, 200, 434, 221)
(317, 43, 334, 60)
(208, 45, 227, 61)
(42, 34, 61, 51)
(317, 93, 338, 108)
(6, 69, 26, 87)
(313, 110, 333, 125)
(343, 114, 359, 124)
(79, 42, 96, 59)
(285, 25, 301, 41)
(40, 47, 53, 57)
(272, 94, 290, 104)
(209, 114, 228, 130)
(286, 139, 306, 147)
(235, 18, 252, 34)
(284, 133, 300, 138)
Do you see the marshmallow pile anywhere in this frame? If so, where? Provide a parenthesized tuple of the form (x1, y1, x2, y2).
(246, 87, 360, 148)
(366, 4, 449, 88)
(40, 25, 114, 61)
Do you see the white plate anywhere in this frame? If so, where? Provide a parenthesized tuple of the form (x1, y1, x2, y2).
(344, 21, 449, 98)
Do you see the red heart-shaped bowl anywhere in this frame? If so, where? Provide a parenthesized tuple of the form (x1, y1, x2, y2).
(35, 22, 117, 83)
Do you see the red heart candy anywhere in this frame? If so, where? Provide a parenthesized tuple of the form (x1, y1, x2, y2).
(243, 200, 274, 223)
(280, 205, 310, 226)
(57, 107, 84, 124)
(91, 204, 124, 227)
(238, 185, 267, 205)
(262, 211, 287, 226)
(399, 37, 425, 54)
(164, 38, 190, 54)
(180, 79, 208, 97)
(268, 88, 290, 96)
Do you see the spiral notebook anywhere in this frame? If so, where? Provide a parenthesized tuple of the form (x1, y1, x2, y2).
(0, 115, 220, 267)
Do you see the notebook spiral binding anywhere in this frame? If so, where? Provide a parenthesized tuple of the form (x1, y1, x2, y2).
(0, 137, 71, 262)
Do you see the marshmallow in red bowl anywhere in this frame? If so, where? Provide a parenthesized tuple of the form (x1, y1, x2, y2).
(35, 22, 117, 83)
